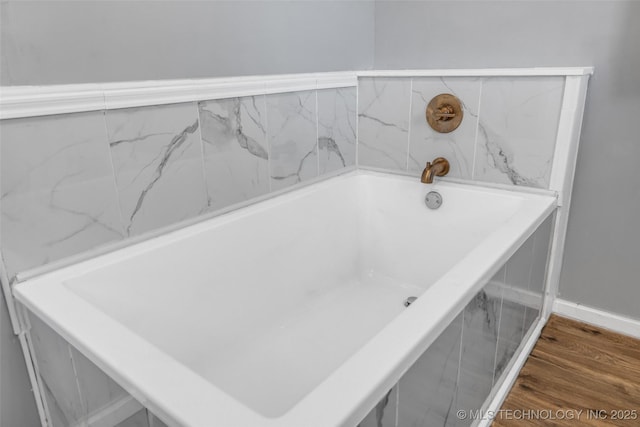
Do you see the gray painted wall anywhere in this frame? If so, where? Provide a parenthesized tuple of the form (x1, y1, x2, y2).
(374, 0, 640, 320)
(1, 0, 375, 85)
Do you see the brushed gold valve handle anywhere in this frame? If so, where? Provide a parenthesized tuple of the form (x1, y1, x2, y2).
(426, 94, 463, 133)
(432, 104, 457, 120)
(433, 112, 457, 119)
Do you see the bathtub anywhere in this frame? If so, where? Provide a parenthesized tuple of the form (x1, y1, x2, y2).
(14, 170, 556, 427)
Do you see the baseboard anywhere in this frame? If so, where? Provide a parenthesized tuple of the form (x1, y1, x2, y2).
(553, 299, 640, 339)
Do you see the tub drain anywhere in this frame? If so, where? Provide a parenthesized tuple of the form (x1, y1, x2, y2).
(404, 296, 418, 307)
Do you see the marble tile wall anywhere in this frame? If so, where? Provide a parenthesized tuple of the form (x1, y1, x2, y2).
(0, 87, 356, 281)
(318, 88, 357, 174)
(358, 78, 411, 170)
(105, 103, 207, 236)
(27, 312, 131, 427)
(397, 313, 463, 427)
(198, 96, 270, 210)
(1, 87, 355, 427)
(357, 218, 553, 427)
(266, 90, 319, 190)
(0, 112, 125, 279)
(358, 76, 565, 189)
(114, 409, 169, 427)
(358, 385, 398, 427)
(114, 410, 149, 427)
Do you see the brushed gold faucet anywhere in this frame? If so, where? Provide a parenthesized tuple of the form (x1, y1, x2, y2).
(421, 157, 450, 184)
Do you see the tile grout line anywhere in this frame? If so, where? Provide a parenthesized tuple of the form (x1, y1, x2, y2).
(355, 78, 360, 168)
(527, 232, 538, 293)
(193, 101, 210, 210)
(405, 78, 413, 172)
(315, 87, 320, 177)
(22, 327, 53, 427)
(452, 308, 465, 419)
(101, 109, 128, 239)
(471, 79, 483, 180)
(395, 382, 400, 427)
(492, 285, 505, 386)
(264, 92, 272, 193)
(524, 234, 537, 337)
(67, 344, 89, 425)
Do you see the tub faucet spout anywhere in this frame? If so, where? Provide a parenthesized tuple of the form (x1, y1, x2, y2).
(421, 157, 450, 184)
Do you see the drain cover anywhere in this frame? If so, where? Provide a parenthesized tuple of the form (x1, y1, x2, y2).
(404, 296, 418, 307)
(425, 191, 443, 209)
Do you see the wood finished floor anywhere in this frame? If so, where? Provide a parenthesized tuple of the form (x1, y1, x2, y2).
(493, 314, 640, 426)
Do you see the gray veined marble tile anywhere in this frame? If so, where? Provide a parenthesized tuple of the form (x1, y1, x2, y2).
(505, 232, 535, 291)
(493, 299, 526, 384)
(473, 77, 565, 189)
(148, 411, 170, 427)
(115, 409, 150, 427)
(198, 96, 270, 211)
(27, 313, 85, 427)
(266, 90, 318, 190)
(42, 384, 68, 427)
(0, 112, 124, 278)
(455, 287, 501, 427)
(358, 77, 411, 171)
(105, 103, 208, 236)
(317, 87, 357, 174)
(523, 306, 540, 336)
(529, 214, 553, 297)
(483, 265, 523, 385)
(71, 346, 129, 420)
(358, 385, 397, 427)
(408, 78, 481, 179)
(398, 313, 463, 427)
(503, 214, 553, 316)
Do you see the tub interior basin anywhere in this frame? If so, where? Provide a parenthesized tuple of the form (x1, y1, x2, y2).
(16, 170, 557, 424)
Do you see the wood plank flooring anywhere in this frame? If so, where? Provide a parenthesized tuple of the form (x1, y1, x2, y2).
(493, 314, 640, 426)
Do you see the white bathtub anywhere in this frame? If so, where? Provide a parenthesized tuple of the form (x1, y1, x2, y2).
(15, 170, 556, 427)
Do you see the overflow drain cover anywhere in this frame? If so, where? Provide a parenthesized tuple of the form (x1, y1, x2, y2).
(425, 191, 443, 209)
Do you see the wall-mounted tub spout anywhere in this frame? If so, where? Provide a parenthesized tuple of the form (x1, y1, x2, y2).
(421, 157, 450, 184)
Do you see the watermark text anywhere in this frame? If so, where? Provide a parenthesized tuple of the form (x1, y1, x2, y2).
(456, 408, 638, 421)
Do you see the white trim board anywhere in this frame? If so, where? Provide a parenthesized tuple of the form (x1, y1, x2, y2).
(541, 74, 590, 320)
(553, 299, 640, 339)
(0, 72, 357, 119)
(0, 67, 594, 119)
(357, 67, 594, 77)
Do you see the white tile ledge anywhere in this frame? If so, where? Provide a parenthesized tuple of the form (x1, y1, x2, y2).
(0, 71, 358, 119)
(0, 68, 593, 119)
(357, 67, 594, 77)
